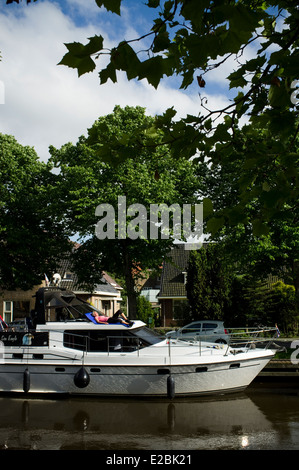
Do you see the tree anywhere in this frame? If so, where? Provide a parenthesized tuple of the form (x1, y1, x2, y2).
(266, 281, 298, 335)
(232, 277, 298, 332)
(0, 133, 71, 290)
(7, 0, 299, 315)
(136, 295, 154, 326)
(7, 1, 299, 231)
(50, 106, 200, 317)
(194, 124, 299, 309)
(6, 1, 36, 3)
(55, 0, 299, 312)
(186, 245, 232, 322)
(57, 0, 299, 233)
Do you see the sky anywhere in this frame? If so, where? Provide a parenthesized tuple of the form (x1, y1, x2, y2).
(0, 0, 252, 162)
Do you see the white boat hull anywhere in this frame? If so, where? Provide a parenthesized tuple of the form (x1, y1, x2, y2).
(0, 286, 277, 398)
(0, 349, 273, 397)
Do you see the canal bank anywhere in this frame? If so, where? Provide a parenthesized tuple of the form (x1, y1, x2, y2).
(257, 338, 299, 380)
(258, 359, 299, 378)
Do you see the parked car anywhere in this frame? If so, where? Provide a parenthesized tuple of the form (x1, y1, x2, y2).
(165, 321, 229, 344)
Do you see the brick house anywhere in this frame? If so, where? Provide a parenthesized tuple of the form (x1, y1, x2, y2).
(157, 243, 285, 328)
(0, 258, 123, 325)
(158, 244, 191, 327)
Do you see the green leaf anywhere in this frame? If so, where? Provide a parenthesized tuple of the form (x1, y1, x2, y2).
(245, 55, 267, 72)
(261, 188, 285, 210)
(203, 197, 213, 218)
(221, 29, 250, 54)
(206, 217, 225, 236)
(95, 0, 121, 15)
(99, 62, 117, 84)
(59, 52, 96, 76)
(227, 206, 248, 226)
(262, 181, 271, 192)
(152, 31, 170, 53)
(267, 110, 296, 139)
(138, 56, 167, 88)
(229, 4, 264, 32)
(181, 0, 210, 29)
(146, 0, 160, 7)
(111, 42, 140, 80)
(83, 35, 104, 55)
(155, 107, 177, 128)
(58, 36, 103, 76)
(228, 69, 248, 89)
(268, 82, 291, 109)
(252, 219, 270, 237)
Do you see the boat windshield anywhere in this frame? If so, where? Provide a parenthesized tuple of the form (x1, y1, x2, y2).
(68, 304, 95, 318)
(53, 303, 97, 321)
(132, 327, 163, 345)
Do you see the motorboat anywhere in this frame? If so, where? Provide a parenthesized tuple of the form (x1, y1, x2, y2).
(0, 287, 277, 398)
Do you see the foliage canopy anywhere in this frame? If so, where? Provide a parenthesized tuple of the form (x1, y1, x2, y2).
(55, 0, 299, 237)
(0, 133, 70, 290)
(50, 105, 200, 316)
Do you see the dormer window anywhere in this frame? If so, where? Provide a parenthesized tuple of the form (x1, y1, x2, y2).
(64, 272, 73, 281)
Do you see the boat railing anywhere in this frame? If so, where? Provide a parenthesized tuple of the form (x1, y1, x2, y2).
(0, 325, 280, 361)
(173, 326, 280, 356)
(226, 326, 280, 350)
(106, 336, 144, 356)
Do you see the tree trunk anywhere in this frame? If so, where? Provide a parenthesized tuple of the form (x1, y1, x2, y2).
(122, 244, 137, 319)
(293, 260, 299, 312)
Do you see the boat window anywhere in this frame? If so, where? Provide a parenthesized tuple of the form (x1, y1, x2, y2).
(157, 368, 170, 375)
(132, 327, 163, 345)
(63, 330, 146, 353)
(229, 363, 240, 369)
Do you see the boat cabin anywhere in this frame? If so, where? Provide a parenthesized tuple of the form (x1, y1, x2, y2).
(0, 287, 162, 355)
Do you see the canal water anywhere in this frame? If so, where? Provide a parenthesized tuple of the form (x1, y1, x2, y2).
(0, 381, 298, 452)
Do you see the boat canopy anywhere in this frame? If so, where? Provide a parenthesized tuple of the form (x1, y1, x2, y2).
(32, 287, 94, 325)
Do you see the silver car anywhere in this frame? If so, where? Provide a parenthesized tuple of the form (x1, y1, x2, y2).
(166, 321, 229, 344)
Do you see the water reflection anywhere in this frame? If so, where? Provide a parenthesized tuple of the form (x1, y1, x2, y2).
(0, 385, 298, 450)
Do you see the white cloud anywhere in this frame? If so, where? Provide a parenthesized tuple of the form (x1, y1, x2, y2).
(0, 1, 229, 161)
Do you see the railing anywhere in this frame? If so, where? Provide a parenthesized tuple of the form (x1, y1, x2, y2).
(171, 326, 280, 355)
(226, 326, 280, 350)
(106, 336, 143, 356)
(0, 326, 281, 362)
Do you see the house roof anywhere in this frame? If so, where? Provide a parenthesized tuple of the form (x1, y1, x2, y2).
(158, 244, 191, 299)
(53, 258, 120, 297)
(101, 271, 122, 291)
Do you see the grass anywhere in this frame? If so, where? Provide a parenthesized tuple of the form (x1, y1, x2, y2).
(273, 348, 294, 360)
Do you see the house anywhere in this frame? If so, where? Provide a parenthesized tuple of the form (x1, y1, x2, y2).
(53, 257, 123, 315)
(158, 244, 191, 327)
(0, 258, 123, 325)
(139, 272, 161, 309)
(158, 243, 287, 328)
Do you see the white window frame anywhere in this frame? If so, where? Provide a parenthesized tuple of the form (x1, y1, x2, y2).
(3, 301, 13, 323)
(172, 298, 189, 320)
